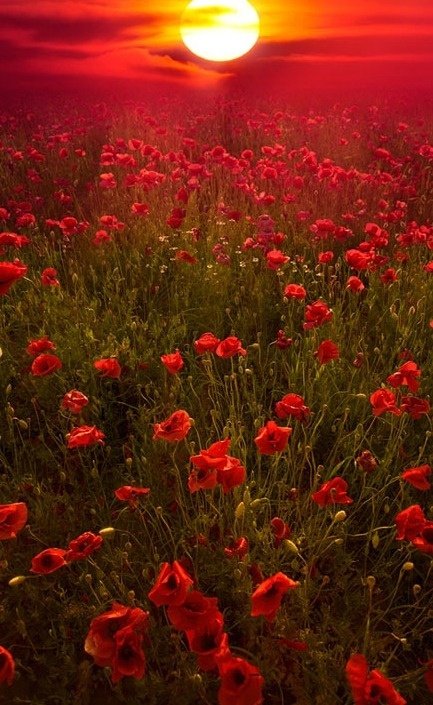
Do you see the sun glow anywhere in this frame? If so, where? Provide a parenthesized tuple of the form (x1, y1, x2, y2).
(180, 0, 260, 62)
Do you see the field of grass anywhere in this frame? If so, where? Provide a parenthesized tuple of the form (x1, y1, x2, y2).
(1, 97, 433, 704)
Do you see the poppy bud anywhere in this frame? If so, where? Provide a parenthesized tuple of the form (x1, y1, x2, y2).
(366, 575, 376, 590)
(333, 510, 347, 523)
(235, 502, 245, 519)
(283, 540, 299, 554)
(99, 527, 116, 537)
(8, 575, 26, 587)
(402, 562, 414, 572)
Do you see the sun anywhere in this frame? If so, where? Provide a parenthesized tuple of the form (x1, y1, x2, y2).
(180, 0, 260, 62)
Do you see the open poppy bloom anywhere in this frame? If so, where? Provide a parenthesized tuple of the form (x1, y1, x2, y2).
(311, 477, 353, 507)
(30, 548, 68, 574)
(61, 390, 89, 414)
(167, 590, 220, 632)
(114, 486, 151, 508)
(346, 653, 407, 705)
(251, 572, 299, 622)
(0, 502, 28, 540)
(401, 464, 431, 490)
(148, 561, 194, 607)
(161, 349, 184, 374)
(0, 259, 28, 295)
(66, 425, 105, 448)
(217, 654, 265, 705)
(370, 389, 401, 416)
(31, 353, 62, 377)
(152, 410, 192, 442)
(387, 361, 421, 393)
(93, 357, 122, 379)
(254, 420, 292, 455)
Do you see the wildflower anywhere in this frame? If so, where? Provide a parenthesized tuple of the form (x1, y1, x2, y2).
(41, 267, 60, 286)
(61, 390, 89, 414)
(26, 336, 56, 356)
(370, 389, 401, 416)
(0, 259, 28, 294)
(314, 339, 340, 365)
(30, 548, 68, 574)
(66, 425, 105, 448)
(266, 249, 290, 270)
(395, 505, 425, 541)
(275, 393, 310, 422)
(284, 283, 307, 299)
(356, 451, 378, 473)
(224, 536, 249, 559)
(400, 395, 430, 419)
(217, 654, 265, 705)
(251, 572, 299, 622)
(401, 464, 431, 490)
(254, 420, 292, 455)
(270, 517, 291, 547)
(186, 613, 229, 671)
(346, 653, 407, 705)
(0, 502, 28, 540)
(93, 357, 121, 379)
(84, 602, 149, 683)
(387, 361, 421, 394)
(161, 349, 184, 374)
(148, 561, 194, 607)
(153, 410, 192, 442)
(215, 336, 246, 358)
(194, 332, 220, 354)
(65, 532, 103, 561)
(30, 353, 62, 377)
(311, 477, 353, 507)
(114, 486, 150, 508)
(346, 276, 365, 293)
(167, 590, 220, 632)
(303, 300, 333, 330)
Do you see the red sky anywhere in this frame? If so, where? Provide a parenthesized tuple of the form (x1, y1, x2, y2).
(2, 0, 433, 100)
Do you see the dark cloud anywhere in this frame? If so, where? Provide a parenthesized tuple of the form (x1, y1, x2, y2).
(0, 38, 94, 62)
(0, 12, 161, 44)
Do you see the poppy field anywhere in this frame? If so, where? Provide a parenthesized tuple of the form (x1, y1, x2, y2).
(1, 97, 433, 704)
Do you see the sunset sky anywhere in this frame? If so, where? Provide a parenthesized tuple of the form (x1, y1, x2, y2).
(2, 0, 433, 99)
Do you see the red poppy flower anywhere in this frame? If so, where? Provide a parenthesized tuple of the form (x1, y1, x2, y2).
(194, 332, 220, 354)
(26, 336, 56, 356)
(110, 626, 146, 683)
(176, 250, 197, 264)
(346, 275, 365, 293)
(314, 339, 340, 365)
(395, 504, 425, 541)
(217, 456, 246, 494)
(0, 646, 15, 686)
(41, 267, 60, 286)
(400, 395, 430, 419)
(251, 572, 299, 622)
(411, 522, 433, 554)
(217, 654, 264, 705)
(167, 590, 220, 632)
(345, 249, 372, 270)
(161, 349, 184, 374)
(185, 612, 229, 671)
(356, 451, 378, 473)
(215, 336, 247, 358)
(387, 361, 421, 393)
(270, 517, 291, 547)
(92, 229, 112, 246)
(254, 420, 292, 455)
(318, 250, 334, 264)
(188, 465, 219, 493)
(346, 653, 407, 705)
(66, 425, 105, 449)
(0, 502, 28, 540)
(311, 477, 353, 507)
(148, 561, 194, 607)
(61, 390, 89, 414)
(401, 464, 431, 490)
(31, 353, 62, 377)
(303, 300, 333, 330)
(84, 602, 149, 681)
(275, 393, 310, 422)
(30, 547, 68, 574)
(266, 249, 290, 270)
(114, 486, 150, 508)
(65, 531, 103, 561)
(283, 283, 307, 300)
(0, 259, 27, 295)
(152, 410, 192, 442)
(370, 389, 401, 416)
(93, 357, 121, 379)
(274, 330, 293, 349)
(224, 536, 249, 559)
